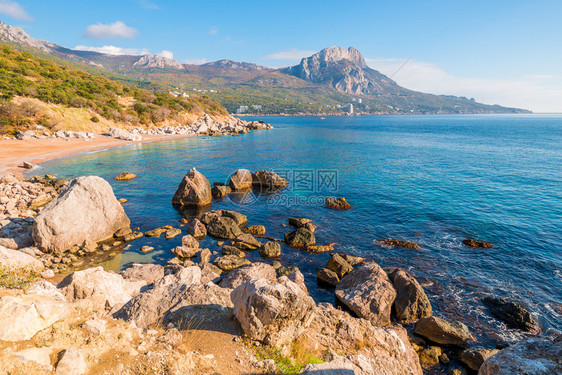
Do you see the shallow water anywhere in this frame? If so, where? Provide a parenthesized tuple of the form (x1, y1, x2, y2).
(35, 114, 562, 346)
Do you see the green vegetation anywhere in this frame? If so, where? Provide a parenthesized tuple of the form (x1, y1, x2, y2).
(248, 340, 323, 374)
(0, 266, 38, 289)
(0, 45, 227, 135)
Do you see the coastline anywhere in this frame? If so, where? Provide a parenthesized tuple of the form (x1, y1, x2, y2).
(0, 132, 199, 179)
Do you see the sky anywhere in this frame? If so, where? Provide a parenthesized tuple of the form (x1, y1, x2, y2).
(1, 0, 561, 112)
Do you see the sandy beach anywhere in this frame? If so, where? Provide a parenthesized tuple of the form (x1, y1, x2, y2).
(0, 133, 197, 178)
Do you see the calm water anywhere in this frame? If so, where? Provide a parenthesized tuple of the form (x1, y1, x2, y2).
(35, 114, 562, 346)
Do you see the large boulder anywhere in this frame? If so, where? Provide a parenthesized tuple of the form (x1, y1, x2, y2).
(0, 245, 44, 271)
(478, 337, 561, 375)
(32, 176, 130, 253)
(335, 262, 396, 326)
(482, 297, 540, 333)
(207, 216, 242, 239)
(0, 294, 69, 341)
(389, 268, 432, 323)
(229, 169, 253, 190)
(231, 277, 315, 348)
(252, 170, 289, 191)
(58, 267, 145, 310)
(114, 266, 232, 329)
(220, 263, 277, 289)
(414, 316, 470, 347)
(171, 168, 212, 207)
(284, 228, 316, 247)
(297, 303, 422, 375)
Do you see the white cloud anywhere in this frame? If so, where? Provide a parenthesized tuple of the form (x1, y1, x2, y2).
(0, 0, 32, 20)
(366, 57, 562, 113)
(84, 21, 138, 39)
(183, 58, 207, 65)
(74, 45, 148, 56)
(209, 27, 218, 35)
(262, 49, 316, 62)
(159, 50, 173, 59)
(139, 0, 159, 9)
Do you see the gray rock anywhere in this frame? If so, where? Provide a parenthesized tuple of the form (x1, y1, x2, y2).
(171, 168, 212, 207)
(414, 316, 470, 347)
(231, 277, 315, 348)
(220, 262, 277, 289)
(33, 176, 130, 253)
(335, 262, 396, 326)
(478, 337, 560, 375)
(389, 268, 432, 323)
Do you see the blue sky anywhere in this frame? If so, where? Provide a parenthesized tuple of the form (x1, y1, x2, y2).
(1, 0, 561, 112)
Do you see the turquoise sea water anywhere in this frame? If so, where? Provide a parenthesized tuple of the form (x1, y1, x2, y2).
(35, 114, 561, 346)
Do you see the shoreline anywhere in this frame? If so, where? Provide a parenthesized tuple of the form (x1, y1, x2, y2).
(0, 132, 199, 179)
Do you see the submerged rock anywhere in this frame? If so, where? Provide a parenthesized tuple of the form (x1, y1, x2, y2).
(482, 297, 540, 333)
(414, 316, 470, 347)
(171, 168, 212, 207)
(463, 238, 493, 248)
(325, 197, 351, 210)
(377, 238, 421, 250)
(33, 176, 130, 253)
(335, 262, 396, 326)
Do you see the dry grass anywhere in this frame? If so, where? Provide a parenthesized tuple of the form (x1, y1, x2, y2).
(0, 266, 39, 289)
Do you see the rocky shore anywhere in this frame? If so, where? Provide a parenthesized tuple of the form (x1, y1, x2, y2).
(0, 166, 559, 374)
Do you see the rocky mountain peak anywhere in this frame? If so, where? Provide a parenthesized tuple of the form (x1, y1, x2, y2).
(0, 21, 55, 53)
(202, 59, 267, 71)
(312, 46, 367, 69)
(132, 54, 184, 70)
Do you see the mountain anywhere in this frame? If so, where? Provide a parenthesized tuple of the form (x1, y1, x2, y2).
(0, 21, 530, 115)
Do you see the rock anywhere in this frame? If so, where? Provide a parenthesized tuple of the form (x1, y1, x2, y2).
(55, 347, 87, 375)
(221, 245, 245, 257)
(298, 303, 422, 375)
(200, 263, 221, 283)
(231, 233, 261, 250)
(58, 266, 145, 310)
(335, 262, 396, 326)
(211, 184, 231, 198)
(244, 225, 266, 235)
(186, 218, 206, 239)
(144, 227, 168, 237)
(164, 227, 182, 240)
(482, 297, 540, 333)
(114, 266, 232, 329)
(199, 248, 211, 264)
(288, 217, 312, 228)
(284, 228, 316, 247)
(121, 264, 164, 284)
(231, 277, 315, 348)
(33, 176, 130, 253)
(317, 268, 339, 286)
(0, 294, 69, 341)
(15, 347, 53, 372)
(114, 227, 132, 238)
(259, 241, 281, 257)
(229, 169, 253, 190)
(286, 268, 308, 294)
(377, 238, 421, 250)
(200, 209, 247, 227)
(140, 245, 154, 253)
(340, 254, 364, 266)
(417, 346, 442, 369)
(326, 253, 353, 278)
(459, 348, 499, 371)
(463, 238, 493, 248)
(220, 262, 277, 289)
(478, 337, 561, 375)
(306, 244, 334, 253)
(22, 161, 34, 169)
(252, 170, 289, 191)
(389, 268, 432, 323)
(41, 269, 55, 278)
(325, 197, 351, 210)
(207, 216, 242, 239)
(0, 244, 44, 271)
(118, 198, 128, 203)
(123, 231, 143, 242)
(114, 172, 137, 181)
(83, 319, 107, 335)
(172, 245, 201, 259)
(171, 168, 212, 207)
(414, 316, 470, 347)
(213, 255, 251, 271)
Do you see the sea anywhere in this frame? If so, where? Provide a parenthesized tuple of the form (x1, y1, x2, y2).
(33, 114, 562, 348)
